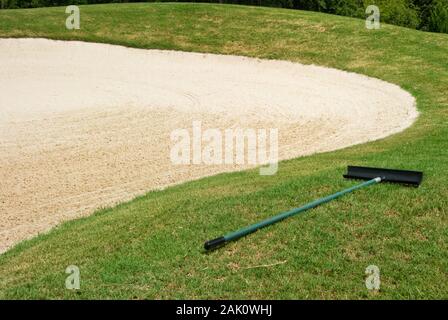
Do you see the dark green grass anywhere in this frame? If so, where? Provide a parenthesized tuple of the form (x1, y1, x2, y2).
(0, 3, 447, 299)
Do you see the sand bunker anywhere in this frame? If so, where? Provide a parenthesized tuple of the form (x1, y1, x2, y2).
(0, 38, 417, 253)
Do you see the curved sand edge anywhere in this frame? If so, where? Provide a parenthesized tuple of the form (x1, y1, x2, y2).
(0, 38, 418, 253)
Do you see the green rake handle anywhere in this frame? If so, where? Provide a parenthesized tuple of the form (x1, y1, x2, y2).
(204, 177, 381, 251)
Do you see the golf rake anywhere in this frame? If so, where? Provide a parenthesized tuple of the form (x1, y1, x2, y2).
(204, 166, 423, 251)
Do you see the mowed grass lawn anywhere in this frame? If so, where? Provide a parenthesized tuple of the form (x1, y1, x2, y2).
(0, 3, 447, 299)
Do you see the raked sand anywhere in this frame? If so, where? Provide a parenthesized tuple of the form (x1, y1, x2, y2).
(0, 38, 418, 253)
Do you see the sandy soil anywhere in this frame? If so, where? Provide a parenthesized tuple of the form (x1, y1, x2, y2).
(0, 38, 417, 253)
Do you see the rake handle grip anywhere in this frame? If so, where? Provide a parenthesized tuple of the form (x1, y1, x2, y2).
(204, 236, 226, 250)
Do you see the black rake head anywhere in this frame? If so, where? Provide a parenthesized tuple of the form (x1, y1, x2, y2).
(344, 166, 423, 187)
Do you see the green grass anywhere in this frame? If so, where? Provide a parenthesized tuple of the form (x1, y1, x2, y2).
(0, 3, 447, 299)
